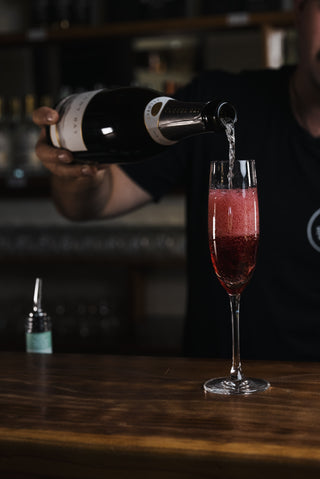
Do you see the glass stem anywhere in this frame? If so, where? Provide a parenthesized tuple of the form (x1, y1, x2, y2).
(229, 293, 244, 382)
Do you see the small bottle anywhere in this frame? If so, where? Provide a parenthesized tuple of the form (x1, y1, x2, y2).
(26, 278, 52, 354)
(47, 86, 237, 164)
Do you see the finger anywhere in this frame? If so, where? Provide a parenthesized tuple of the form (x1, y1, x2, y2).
(36, 127, 69, 156)
(35, 129, 101, 178)
(35, 128, 72, 169)
(96, 163, 111, 171)
(32, 106, 59, 126)
(35, 128, 72, 163)
(38, 147, 98, 178)
(50, 162, 100, 178)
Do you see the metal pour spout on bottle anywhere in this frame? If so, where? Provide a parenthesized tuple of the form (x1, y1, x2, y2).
(25, 278, 52, 354)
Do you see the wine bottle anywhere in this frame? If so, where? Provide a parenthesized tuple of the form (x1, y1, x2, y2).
(47, 86, 237, 164)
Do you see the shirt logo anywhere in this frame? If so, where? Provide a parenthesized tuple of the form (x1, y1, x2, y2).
(307, 208, 320, 252)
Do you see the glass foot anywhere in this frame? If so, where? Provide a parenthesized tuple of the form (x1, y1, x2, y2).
(203, 377, 270, 395)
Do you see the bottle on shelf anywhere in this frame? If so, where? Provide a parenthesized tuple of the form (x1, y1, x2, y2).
(25, 278, 53, 354)
(47, 86, 237, 164)
(50, 0, 71, 30)
(0, 96, 11, 173)
(23, 94, 43, 174)
(7, 96, 27, 188)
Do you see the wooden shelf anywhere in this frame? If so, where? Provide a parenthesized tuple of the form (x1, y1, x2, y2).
(0, 10, 295, 46)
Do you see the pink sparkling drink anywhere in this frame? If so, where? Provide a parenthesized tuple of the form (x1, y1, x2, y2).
(208, 187, 259, 295)
(204, 158, 270, 395)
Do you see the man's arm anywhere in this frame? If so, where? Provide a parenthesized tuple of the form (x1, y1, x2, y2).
(33, 107, 152, 221)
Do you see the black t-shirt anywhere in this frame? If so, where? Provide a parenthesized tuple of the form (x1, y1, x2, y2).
(121, 66, 320, 361)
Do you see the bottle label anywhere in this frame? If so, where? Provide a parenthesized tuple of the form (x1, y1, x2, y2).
(50, 90, 102, 151)
(144, 97, 177, 145)
(26, 331, 52, 354)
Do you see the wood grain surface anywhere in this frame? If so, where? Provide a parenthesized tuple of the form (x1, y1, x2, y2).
(0, 352, 319, 478)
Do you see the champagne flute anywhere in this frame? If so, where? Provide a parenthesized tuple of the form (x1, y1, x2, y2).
(204, 159, 270, 395)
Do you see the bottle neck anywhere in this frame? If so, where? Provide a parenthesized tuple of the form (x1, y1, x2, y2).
(26, 312, 51, 333)
(158, 99, 237, 141)
(202, 100, 237, 130)
(158, 100, 206, 141)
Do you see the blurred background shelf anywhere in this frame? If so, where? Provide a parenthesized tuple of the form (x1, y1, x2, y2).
(0, 11, 295, 45)
(0, 0, 296, 356)
(0, 196, 186, 355)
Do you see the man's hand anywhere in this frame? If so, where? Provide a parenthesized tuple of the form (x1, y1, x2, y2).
(32, 106, 106, 179)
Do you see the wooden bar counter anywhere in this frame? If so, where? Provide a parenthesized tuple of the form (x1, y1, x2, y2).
(0, 352, 320, 478)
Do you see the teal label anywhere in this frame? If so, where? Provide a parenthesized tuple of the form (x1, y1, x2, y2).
(26, 331, 52, 354)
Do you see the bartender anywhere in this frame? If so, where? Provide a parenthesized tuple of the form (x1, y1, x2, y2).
(32, 0, 320, 361)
